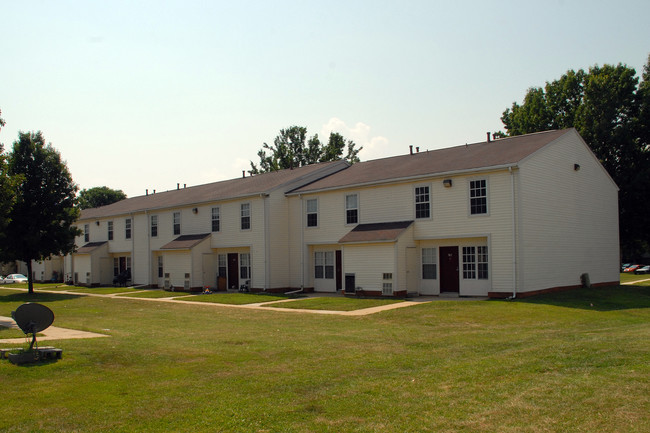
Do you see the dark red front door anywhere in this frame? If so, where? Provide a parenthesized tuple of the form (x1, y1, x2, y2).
(440, 246, 459, 293)
(227, 253, 239, 290)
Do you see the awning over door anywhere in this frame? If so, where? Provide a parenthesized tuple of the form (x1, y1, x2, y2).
(160, 233, 211, 250)
(338, 221, 413, 244)
(76, 241, 108, 254)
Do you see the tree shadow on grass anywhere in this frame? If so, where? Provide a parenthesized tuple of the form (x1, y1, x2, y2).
(0, 292, 82, 304)
(512, 285, 650, 311)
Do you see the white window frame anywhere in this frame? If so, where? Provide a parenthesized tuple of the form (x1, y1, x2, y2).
(240, 253, 251, 279)
(240, 203, 251, 231)
(422, 247, 437, 280)
(306, 198, 318, 228)
(108, 221, 113, 241)
(469, 178, 489, 216)
(173, 212, 181, 235)
(211, 207, 220, 232)
(314, 251, 334, 279)
(84, 224, 89, 242)
(414, 185, 431, 219)
(345, 193, 358, 225)
(151, 215, 158, 238)
(125, 218, 132, 239)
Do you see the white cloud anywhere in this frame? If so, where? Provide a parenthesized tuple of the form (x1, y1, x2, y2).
(319, 118, 390, 161)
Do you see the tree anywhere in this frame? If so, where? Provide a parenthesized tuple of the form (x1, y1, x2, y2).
(249, 126, 363, 174)
(0, 131, 80, 294)
(497, 57, 650, 258)
(78, 186, 127, 209)
(0, 111, 14, 244)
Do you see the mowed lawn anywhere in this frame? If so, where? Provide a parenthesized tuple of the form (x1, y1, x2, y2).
(0, 284, 649, 432)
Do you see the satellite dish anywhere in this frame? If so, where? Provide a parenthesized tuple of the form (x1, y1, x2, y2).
(11, 303, 55, 351)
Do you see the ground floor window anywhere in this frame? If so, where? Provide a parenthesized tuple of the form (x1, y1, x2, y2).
(240, 253, 250, 280)
(158, 256, 163, 278)
(422, 248, 437, 279)
(462, 246, 488, 280)
(314, 251, 334, 279)
(218, 254, 227, 278)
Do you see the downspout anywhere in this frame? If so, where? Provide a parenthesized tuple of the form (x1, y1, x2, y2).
(509, 166, 517, 299)
(300, 194, 305, 290)
(261, 193, 270, 291)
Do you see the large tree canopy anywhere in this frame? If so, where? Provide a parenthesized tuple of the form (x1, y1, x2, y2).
(1, 131, 80, 294)
(498, 56, 650, 259)
(249, 126, 362, 174)
(78, 186, 127, 209)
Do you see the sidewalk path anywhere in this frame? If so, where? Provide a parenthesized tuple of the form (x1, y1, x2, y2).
(0, 315, 109, 345)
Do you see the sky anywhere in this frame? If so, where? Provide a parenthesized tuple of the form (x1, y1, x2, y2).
(1, 0, 649, 198)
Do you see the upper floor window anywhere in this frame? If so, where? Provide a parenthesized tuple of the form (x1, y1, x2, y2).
(211, 207, 220, 232)
(470, 179, 488, 215)
(151, 215, 158, 237)
(125, 218, 132, 239)
(84, 224, 89, 243)
(415, 186, 430, 219)
(306, 199, 318, 227)
(108, 221, 114, 240)
(345, 194, 358, 225)
(422, 248, 437, 279)
(241, 203, 251, 230)
(173, 212, 181, 235)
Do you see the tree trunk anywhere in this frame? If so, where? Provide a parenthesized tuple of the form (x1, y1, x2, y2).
(26, 260, 34, 295)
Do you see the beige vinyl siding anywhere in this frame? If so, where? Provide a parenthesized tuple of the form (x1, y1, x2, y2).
(343, 243, 394, 292)
(190, 238, 213, 288)
(267, 191, 291, 289)
(159, 251, 191, 289)
(133, 213, 151, 285)
(74, 255, 91, 284)
(395, 225, 416, 293)
(518, 130, 619, 292)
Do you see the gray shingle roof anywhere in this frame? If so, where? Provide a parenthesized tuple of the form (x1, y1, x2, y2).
(290, 129, 572, 194)
(338, 221, 414, 244)
(79, 160, 347, 220)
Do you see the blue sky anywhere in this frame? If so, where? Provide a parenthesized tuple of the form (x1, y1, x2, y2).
(1, 0, 648, 197)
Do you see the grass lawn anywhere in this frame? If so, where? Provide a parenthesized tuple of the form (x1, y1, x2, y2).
(269, 296, 403, 311)
(620, 272, 650, 284)
(181, 292, 294, 305)
(0, 285, 648, 432)
(118, 289, 194, 298)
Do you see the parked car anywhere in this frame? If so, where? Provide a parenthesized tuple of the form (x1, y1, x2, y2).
(621, 263, 631, 272)
(2, 273, 28, 284)
(634, 265, 650, 275)
(623, 265, 641, 273)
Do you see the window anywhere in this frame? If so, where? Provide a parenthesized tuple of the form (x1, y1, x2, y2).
(240, 253, 250, 279)
(211, 207, 220, 232)
(108, 221, 114, 240)
(158, 256, 163, 278)
(463, 246, 489, 279)
(415, 186, 430, 219)
(422, 248, 437, 279)
(314, 251, 334, 279)
(463, 246, 476, 279)
(345, 194, 358, 224)
(84, 224, 89, 242)
(125, 218, 132, 239)
(241, 203, 251, 230)
(151, 215, 158, 237)
(113, 258, 119, 276)
(477, 246, 489, 279)
(218, 254, 227, 278)
(173, 212, 181, 235)
(306, 199, 318, 227)
(470, 179, 488, 215)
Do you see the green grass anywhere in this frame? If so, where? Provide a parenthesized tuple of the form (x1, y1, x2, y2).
(0, 285, 648, 432)
(269, 296, 403, 311)
(117, 289, 194, 298)
(180, 292, 293, 305)
(620, 272, 650, 284)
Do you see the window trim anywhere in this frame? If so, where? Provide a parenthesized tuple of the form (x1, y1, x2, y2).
(107, 221, 114, 241)
(125, 218, 132, 239)
(84, 224, 89, 243)
(345, 193, 359, 225)
(422, 247, 437, 280)
(240, 253, 251, 280)
(314, 251, 334, 280)
(469, 178, 489, 216)
(414, 184, 431, 220)
(151, 215, 158, 238)
(173, 211, 181, 235)
(306, 198, 318, 228)
(240, 203, 251, 231)
(211, 207, 220, 232)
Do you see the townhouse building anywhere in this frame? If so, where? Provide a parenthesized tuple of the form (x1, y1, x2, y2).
(61, 128, 619, 298)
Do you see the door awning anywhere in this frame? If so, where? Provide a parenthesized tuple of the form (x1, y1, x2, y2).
(161, 233, 211, 250)
(338, 221, 414, 244)
(76, 241, 108, 254)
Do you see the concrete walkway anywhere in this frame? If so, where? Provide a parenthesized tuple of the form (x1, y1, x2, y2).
(0, 315, 109, 345)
